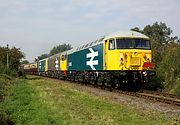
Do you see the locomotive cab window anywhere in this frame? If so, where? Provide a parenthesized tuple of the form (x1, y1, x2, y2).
(134, 39, 150, 49)
(61, 55, 67, 61)
(116, 38, 151, 50)
(109, 40, 115, 50)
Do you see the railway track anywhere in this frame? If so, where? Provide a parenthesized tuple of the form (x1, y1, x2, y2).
(116, 90, 180, 106)
(78, 82, 180, 107)
(105, 88, 180, 106)
(74, 81, 180, 106)
(141, 90, 180, 99)
(137, 92, 180, 106)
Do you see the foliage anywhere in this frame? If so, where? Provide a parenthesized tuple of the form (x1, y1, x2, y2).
(0, 75, 15, 125)
(0, 46, 24, 75)
(49, 43, 72, 56)
(157, 43, 180, 94)
(37, 53, 49, 60)
(21, 60, 29, 64)
(38, 43, 72, 60)
(0, 75, 9, 102)
(132, 22, 180, 94)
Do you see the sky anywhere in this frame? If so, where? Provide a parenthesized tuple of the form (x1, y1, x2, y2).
(0, 0, 180, 62)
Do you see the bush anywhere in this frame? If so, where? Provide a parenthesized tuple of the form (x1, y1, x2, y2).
(156, 43, 180, 94)
(148, 76, 164, 90)
(170, 78, 180, 96)
(0, 75, 11, 101)
(0, 62, 6, 74)
(0, 75, 14, 125)
(0, 112, 15, 125)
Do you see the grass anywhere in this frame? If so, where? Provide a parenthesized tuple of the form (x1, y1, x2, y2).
(0, 74, 15, 125)
(170, 79, 180, 96)
(0, 75, 172, 125)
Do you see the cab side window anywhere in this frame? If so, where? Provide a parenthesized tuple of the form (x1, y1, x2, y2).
(109, 40, 115, 50)
(61, 55, 64, 61)
(61, 54, 67, 61)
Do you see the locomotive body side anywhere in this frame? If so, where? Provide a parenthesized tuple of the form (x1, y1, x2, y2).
(67, 43, 103, 71)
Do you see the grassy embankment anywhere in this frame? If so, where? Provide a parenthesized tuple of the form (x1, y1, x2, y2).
(0, 75, 172, 125)
(0, 74, 16, 125)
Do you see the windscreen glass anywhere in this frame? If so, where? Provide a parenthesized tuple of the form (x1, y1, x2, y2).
(116, 38, 150, 49)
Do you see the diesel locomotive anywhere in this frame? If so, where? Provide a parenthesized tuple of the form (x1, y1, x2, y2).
(35, 31, 156, 89)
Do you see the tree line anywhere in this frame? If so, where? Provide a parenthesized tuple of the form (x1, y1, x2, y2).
(38, 43, 72, 60)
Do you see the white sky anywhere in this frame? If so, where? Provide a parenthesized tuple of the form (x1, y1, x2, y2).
(0, 0, 180, 62)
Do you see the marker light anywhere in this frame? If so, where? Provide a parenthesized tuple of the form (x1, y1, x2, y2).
(120, 53, 123, 58)
(142, 53, 146, 58)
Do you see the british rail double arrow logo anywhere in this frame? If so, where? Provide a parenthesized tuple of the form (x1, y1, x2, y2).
(86, 48, 98, 70)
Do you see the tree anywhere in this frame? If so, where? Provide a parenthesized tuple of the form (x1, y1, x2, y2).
(9, 47, 25, 70)
(0, 46, 24, 75)
(21, 60, 29, 64)
(49, 44, 72, 56)
(158, 43, 180, 94)
(38, 53, 49, 60)
(131, 27, 142, 33)
(37, 43, 72, 60)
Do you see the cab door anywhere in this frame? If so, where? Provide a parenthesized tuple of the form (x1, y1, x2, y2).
(60, 54, 67, 71)
(105, 39, 117, 70)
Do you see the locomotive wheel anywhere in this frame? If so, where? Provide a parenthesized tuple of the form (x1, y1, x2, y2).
(97, 77, 103, 86)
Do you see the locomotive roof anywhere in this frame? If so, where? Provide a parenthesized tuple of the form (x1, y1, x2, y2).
(39, 58, 48, 62)
(48, 53, 61, 59)
(66, 36, 105, 55)
(38, 31, 149, 60)
(66, 31, 149, 54)
(105, 31, 149, 40)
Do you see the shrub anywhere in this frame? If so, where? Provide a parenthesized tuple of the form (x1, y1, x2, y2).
(0, 75, 14, 125)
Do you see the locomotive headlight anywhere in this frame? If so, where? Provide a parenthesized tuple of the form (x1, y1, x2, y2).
(120, 53, 124, 61)
(147, 58, 150, 62)
(143, 71, 147, 76)
(120, 53, 124, 65)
